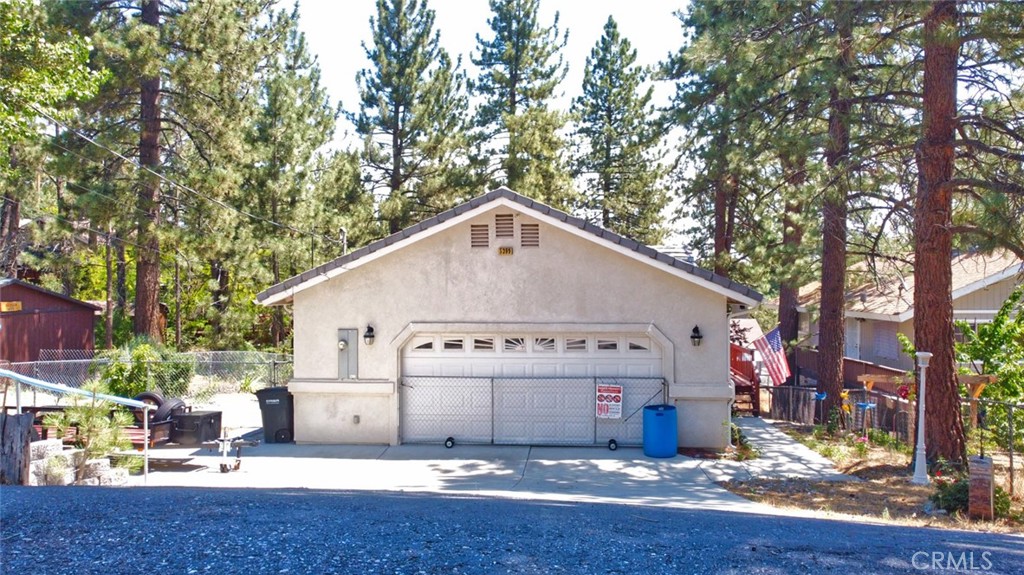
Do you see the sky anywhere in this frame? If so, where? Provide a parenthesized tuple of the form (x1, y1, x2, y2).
(296, 0, 689, 146)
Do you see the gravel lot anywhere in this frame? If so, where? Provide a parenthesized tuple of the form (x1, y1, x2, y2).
(3, 487, 1023, 574)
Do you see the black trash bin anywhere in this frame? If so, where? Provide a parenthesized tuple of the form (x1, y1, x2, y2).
(255, 386, 294, 443)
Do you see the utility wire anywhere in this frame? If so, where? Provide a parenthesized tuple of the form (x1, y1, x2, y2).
(32, 105, 342, 245)
(20, 207, 202, 269)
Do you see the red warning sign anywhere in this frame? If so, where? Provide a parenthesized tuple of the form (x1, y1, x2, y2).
(596, 384, 623, 419)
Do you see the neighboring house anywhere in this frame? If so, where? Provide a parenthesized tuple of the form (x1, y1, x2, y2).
(256, 188, 762, 450)
(0, 278, 100, 362)
(795, 250, 1023, 371)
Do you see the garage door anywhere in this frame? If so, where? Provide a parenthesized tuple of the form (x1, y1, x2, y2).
(401, 333, 665, 445)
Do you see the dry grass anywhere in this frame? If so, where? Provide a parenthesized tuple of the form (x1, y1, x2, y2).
(720, 422, 1023, 533)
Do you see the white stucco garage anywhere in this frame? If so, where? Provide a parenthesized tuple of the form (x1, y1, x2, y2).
(256, 187, 762, 450)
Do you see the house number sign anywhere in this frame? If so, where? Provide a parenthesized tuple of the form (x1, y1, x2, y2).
(498, 247, 514, 256)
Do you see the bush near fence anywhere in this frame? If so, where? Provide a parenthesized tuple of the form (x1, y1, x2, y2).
(2, 351, 292, 405)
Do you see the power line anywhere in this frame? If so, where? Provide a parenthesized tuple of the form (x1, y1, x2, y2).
(19, 207, 202, 270)
(32, 105, 343, 245)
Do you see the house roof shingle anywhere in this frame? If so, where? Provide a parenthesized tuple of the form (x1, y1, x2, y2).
(795, 250, 1023, 320)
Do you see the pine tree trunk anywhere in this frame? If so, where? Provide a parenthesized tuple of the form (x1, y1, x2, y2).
(133, 0, 164, 342)
(271, 252, 283, 347)
(713, 178, 738, 278)
(1, 146, 20, 277)
(210, 259, 230, 338)
(915, 0, 964, 463)
(0, 192, 19, 278)
(778, 155, 806, 385)
(115, 234, 127, 310)
(817, 6, 853, 418)
(105, 229, 113, 349)
(389, 102, 403, 234)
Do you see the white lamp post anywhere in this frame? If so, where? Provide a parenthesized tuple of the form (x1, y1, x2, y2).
(911, 351, 933, 485)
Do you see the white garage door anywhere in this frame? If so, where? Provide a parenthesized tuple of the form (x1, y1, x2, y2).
(401, 333, 664, 445)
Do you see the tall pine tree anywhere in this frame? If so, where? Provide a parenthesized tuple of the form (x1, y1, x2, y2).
(472, 0, 574, 207)
(571, 17, 666, 244)
(355, 0, 471, 234)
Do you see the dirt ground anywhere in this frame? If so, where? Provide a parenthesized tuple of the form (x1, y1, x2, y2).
(720, 422, 1023, 533)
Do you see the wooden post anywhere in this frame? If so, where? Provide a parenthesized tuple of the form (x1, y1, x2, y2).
(0, 412, 33, 485)
(958, 375, 995, 429)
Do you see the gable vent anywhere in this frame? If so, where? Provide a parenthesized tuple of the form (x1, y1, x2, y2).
(520, 223, 540, 247)
(471, 224, 489, 248)
(495, 214, 514, 237)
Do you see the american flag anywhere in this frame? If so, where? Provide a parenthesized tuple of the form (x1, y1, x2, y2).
(753, 326, 791, 386)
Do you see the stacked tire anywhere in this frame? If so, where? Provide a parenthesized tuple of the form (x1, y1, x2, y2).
(132, 392, 187, 423)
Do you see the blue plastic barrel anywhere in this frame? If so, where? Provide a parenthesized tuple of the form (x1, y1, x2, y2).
(642, 404, 678, 458)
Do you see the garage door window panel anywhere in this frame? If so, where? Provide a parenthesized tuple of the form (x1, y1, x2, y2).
(565, 337, 588, 352)
(504, 337, 527, 352)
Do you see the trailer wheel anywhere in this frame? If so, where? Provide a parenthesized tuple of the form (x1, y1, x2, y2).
(444, 437, 455, 449)
(608, 439, 618, 451)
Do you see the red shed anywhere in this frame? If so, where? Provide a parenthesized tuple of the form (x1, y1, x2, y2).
(0, 278, 100, 362)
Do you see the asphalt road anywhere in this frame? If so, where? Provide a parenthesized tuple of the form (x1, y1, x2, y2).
(2, 487, 1022, 575)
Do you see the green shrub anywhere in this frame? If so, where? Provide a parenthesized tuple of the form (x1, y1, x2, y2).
(931, 477, 1012, 518)
(826, 406, 841, 436)
(866, 428, 912, 454)
(731, 424, 761, 460)
(819, 443, 847, 462)
(100, 337, 195, 399)
(101, 341, 160, 398)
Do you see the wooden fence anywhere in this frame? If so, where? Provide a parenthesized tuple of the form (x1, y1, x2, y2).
(793, 348, 907, 394)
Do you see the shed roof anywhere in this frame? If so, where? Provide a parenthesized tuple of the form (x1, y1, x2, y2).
(256, 187, 763, 307)
(0, 278, 101, 311)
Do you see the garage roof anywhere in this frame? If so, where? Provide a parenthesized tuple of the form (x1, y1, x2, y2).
(256, 187, 763, 307)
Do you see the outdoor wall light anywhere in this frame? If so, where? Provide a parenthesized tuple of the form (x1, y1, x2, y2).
(690, 325, 703, 347)
(363, 325, 375, 346)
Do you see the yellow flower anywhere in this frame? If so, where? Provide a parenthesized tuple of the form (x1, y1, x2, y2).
(840, 390, 850, 400)
(842, 404, 851, 413)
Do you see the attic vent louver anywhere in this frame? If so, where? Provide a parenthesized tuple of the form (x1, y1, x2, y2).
(495, 214, 514, 237)
(520, 223, 539, 247)
(471, 224, 489, 248)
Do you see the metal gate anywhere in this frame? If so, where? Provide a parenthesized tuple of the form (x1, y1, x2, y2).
(400, 376, 666, 446)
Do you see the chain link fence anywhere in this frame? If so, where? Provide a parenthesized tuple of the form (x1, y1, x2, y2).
(2, 351, 292, 407)
(400, 376, 665, 446)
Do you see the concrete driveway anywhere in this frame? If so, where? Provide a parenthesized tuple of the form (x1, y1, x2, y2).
(131, 442, 764, 512)
(132, 394, 847, 515)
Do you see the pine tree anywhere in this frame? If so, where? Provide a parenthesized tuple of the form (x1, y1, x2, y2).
(571, 17, 666, 244)
(355, 0, 471, 234)
(472, 0, 574, 207)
